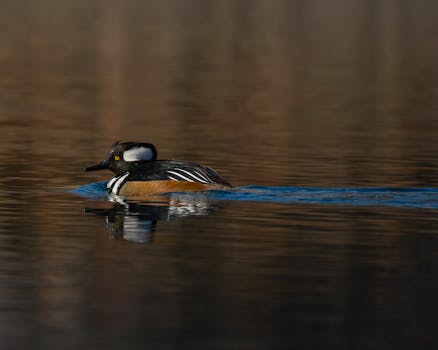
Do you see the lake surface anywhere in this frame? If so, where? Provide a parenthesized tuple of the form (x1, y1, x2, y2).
(1, 1, 438, 349)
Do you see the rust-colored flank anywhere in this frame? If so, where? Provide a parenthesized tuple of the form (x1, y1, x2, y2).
(118, 180, 228, 196)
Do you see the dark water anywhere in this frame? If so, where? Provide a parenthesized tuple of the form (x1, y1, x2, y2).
(1, 1, 438, 349)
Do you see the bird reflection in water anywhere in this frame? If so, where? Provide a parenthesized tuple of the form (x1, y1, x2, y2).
(84, 194, 217, 243)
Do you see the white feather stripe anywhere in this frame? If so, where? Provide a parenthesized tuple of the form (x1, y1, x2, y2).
(168, 176, 179, 181)
(173, 168, 208, 183)
(112, 173, 130, 194)
(107, 176, 118, 189)
(123, 147, 154, 162)
(194, 170, 211, 183)
(166, 170, 195, 182)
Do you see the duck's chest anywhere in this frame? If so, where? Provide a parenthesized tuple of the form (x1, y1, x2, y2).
(107, 173, 130, 195)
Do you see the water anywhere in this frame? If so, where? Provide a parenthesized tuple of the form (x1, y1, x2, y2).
(75, 182, 438, 209)
(1, 0, 438, 349)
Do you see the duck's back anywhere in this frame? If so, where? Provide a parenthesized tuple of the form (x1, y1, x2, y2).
(126, 161, 229, 186)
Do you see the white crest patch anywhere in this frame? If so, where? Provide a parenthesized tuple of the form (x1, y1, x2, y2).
(123, 147, 154, 162)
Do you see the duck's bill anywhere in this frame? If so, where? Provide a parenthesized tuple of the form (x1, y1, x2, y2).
(84, 161, 108, 172)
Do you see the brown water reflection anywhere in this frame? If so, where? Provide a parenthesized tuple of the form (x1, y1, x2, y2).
(1, 0, 438, 187)
(1, 0, 438, 349)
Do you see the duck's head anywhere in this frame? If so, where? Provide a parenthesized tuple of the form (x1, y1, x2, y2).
(84, 141, 157, 175)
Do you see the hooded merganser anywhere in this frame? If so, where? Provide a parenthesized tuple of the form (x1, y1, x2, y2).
(84, 141, 231, 196)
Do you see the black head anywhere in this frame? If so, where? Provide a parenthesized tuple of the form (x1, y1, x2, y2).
(84, 141, 158, 175)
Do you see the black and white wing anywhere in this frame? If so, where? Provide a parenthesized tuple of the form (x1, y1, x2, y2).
(164, 162, 231, 187)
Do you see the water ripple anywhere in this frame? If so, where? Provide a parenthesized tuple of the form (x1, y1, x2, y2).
(211, 186, 438, 209)
(72, 183, 438, 209)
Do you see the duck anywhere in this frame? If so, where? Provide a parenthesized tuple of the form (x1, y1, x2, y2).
(84, 141, 231, 196)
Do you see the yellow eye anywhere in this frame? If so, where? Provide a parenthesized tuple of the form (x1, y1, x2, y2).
(114, 155, 120, 161)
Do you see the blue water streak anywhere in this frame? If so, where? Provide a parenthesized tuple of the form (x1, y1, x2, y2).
(72, 182, 438, 209)
(211, 186, 438, 208)
(71, 181, 108, 200)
